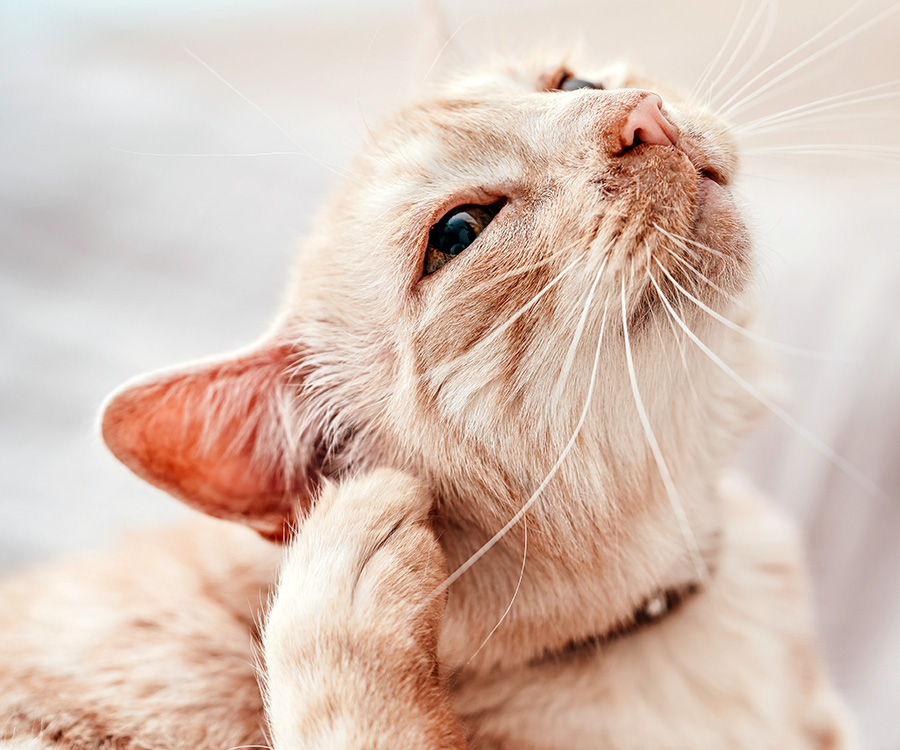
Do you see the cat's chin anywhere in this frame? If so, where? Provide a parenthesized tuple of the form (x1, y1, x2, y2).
(689, 175, 746, 263)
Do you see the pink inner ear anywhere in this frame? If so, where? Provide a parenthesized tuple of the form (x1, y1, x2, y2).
(101, 342, 312, 542)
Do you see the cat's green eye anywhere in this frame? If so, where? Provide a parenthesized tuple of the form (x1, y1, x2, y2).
(423, 199, 506, 276)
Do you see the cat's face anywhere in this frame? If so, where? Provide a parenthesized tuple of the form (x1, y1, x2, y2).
(102, 53, 762, 565)
(281, 54, 757, 538)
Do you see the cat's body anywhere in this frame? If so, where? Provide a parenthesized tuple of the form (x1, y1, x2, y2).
(0, 476, 847, 750)
(0, 50, 852, 749)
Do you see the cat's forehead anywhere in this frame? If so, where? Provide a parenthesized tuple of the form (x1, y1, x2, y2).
(440, 54, 632, 96)
(356, 54, 653, 185)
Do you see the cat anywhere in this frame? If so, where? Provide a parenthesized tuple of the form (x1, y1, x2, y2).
(0, 46, 853, 749)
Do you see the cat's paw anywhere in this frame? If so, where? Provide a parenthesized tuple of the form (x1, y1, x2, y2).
(262, 470, 467, 749)
(266, 469, 448, 657)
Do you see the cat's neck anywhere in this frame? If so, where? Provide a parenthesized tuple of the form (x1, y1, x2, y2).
(435, 469, 722, 671)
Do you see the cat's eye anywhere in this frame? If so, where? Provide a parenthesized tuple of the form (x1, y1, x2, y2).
(560, 76, 598, 91)
(423, 199, 506, 276)
(558, 74, 601, 91)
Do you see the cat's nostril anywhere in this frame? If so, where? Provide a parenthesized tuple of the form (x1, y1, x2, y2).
(619, 94, 679, 152)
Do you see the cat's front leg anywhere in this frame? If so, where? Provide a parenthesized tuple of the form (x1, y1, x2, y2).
(262, 469, 467, 750)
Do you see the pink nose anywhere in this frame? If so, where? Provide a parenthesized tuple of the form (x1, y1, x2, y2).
(620, 94, 678, 150)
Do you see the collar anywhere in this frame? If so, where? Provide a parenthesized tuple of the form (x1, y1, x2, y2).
(535, 581, 702, 664)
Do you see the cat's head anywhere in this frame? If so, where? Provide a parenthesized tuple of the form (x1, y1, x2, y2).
(101, 53, 762, 560)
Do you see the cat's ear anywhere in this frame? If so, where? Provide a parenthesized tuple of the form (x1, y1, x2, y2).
(100, 340, 316, 542)
(409, 0, 467, 89)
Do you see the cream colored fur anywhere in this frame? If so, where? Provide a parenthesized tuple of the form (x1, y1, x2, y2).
(0, 51, 852, 749)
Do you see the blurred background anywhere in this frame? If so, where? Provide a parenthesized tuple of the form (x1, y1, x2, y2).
(1, 0, 898, 746)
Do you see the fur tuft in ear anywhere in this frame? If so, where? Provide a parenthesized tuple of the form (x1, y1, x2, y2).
(101, 341, 317, 542)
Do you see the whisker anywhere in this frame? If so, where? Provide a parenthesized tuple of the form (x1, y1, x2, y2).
(355, 24, 393, 166)
(465, 512, 528, 664)
(735, 82, 900, 135)
(654, 224, 729, 262)
(745, 143, 900, 155)
(621, 275, 710, 586)
(553, 256, 609, 403)
(744, 144, 900, 161)
(666, 235, 702, 264)
(671, 292, 704, 408)
(647, 245, 701, 406)
(662, 247, 748, 310)
(721, 1, 900, 118)
(647, 245, 681, 386)
(691, 0, 751, 102)
(420, 15, 474, 85)
(652, 224, 704, 264)
(655, 270, 704, 409)
(718, 0, 781, 105)
(724, 65, 827, 121)
(655, 258, 839, 359)
(438, 254, 583, 372)
(183, 48, 355, 183)
(742, 110, 900, 139)
(111, 148, 313, 158)
(462, 243, 581, 295)
(706, 0, 778, 107)
(647, 272, 883, 497)
(431, 286, 611, 598)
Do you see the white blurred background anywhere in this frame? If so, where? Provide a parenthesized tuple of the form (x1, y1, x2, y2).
(1, 0, 898, 747)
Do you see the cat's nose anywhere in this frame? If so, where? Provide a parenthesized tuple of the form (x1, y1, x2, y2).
(618, 92, 679, 151)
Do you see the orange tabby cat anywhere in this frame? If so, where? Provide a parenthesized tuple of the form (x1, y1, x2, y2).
(0, 50, 852, 749)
